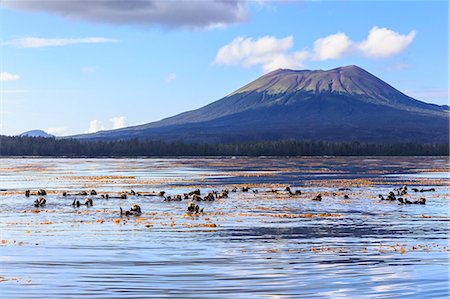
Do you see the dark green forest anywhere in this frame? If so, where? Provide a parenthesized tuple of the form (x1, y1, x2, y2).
(0, 135, 448, 156)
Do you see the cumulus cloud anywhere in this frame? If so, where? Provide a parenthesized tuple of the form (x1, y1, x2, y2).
(88, 120, 105, 133)
(87, 117, 127, 133)
(260, 51, 309, 73)
(0, 72, 20, 81)
(5, 0, 248, 29)
(110, 116, 127, 129)
(214, 27, 416, 72)
(357, 26, 416, 58)
(311, 27, 416, 61)
(312, 27, 416, 61)
(2, 37, 119, 48)
(215, 36, 293, 65)
(47, 126, 69, 136)
(313, 32, 352, 60)
(214, 35, 308, 72)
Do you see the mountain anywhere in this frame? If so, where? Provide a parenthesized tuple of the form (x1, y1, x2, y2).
(20, 130, 54, 138)
(73, 65, 449, 143)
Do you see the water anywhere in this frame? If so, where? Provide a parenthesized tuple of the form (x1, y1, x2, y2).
(1, 157, 449, 298)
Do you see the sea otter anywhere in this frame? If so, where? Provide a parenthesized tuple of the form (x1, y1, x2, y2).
(120, 204, 142, 216)
(34, 197, 46, 207)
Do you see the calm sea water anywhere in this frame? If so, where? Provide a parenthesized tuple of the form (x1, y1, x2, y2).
(0, 157, 449, 298)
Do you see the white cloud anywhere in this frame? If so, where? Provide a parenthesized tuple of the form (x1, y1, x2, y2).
(47, 126, 69, 136)
(166, 73, 177, 83)
(5, 0, 247, 29)
(110, 116, 127, 129)
(0, 72, 20, 81)
(357, 27, 416, 58)
(313, 32, 352, 60)
(88, 120, 105, 133)
(215, 35, 293, 65)
(87, 117, 127, 133)
(3, 37, 119, 48)
(214, 27, 416, 72)
(260, 51, 309, 73)
(214, 35, 308, 72)
(312, 27, 415, 61)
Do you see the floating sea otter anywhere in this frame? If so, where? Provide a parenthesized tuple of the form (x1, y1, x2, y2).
(416, 197, 426, 204)
(398, 197, 426, 205)
(285, 186, 301, 196)
(34, 197, 46, 207)
(164, 194, 183, 202)
(217, 189, 229, 198)
(72, 198, 93, 207)
(312, 194, 322, 201)
(192, 194, 203, 201)
(120, 204, 142, 216)
(187, 202, 203, 214)
(189, 189, 201, 196)
(63, 191, 90, 196)
(137, 191, 165, 197)
(395, 185, 408, 196)
(204, 192, 215, 201)
(386, 192, 396, 201)
(104, 193, 127, 199)
(396, 197, 412, 204)
(26, 189, 47, 197)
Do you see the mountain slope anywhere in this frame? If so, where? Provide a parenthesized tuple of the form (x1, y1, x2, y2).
(20, 130, 54, 138)
(73, 65, 449, 143)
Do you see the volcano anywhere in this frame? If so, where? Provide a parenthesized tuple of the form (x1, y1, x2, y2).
(74, 65, 449, 143)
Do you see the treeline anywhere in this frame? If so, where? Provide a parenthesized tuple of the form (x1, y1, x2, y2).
(0, 135, 448, 157)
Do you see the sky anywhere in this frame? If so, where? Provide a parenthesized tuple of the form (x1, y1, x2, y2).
(0, 0, 448, 136)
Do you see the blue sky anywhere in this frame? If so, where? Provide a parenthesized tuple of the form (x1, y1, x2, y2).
(1, 1, 448, 136)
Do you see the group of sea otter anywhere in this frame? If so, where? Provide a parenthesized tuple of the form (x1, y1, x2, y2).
(24, 188, 206, 216)
(25, 184, 433, 216)
(378, 185, 431, 204)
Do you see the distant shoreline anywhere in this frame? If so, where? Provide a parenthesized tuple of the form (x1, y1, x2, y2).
(1, 135, 448, 157)
(0, 155, 449, 159)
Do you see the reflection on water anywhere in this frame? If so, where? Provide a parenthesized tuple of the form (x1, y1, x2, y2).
(0, 157, 449, 298)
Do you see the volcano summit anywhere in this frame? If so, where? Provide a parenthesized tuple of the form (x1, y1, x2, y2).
(74, 65, 449, 143)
